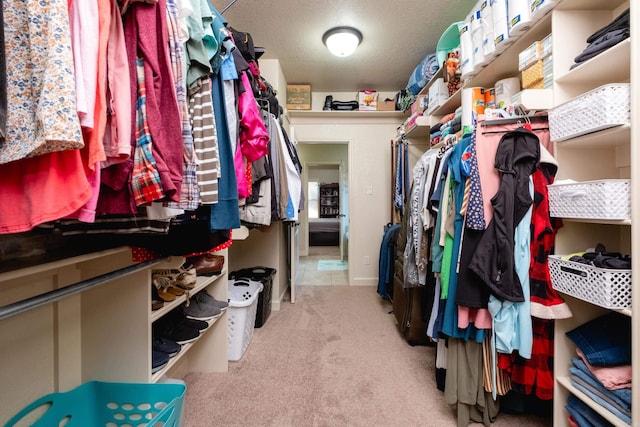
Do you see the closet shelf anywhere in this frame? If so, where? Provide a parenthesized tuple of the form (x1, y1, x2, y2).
(554, 125, 630, 149)
(151, 270, 227, 322)
(557, 218, 631, 226)
(151, 313, 224, 382)
(555, 38, 630, 85)
(556, 376, 628, 427)
(287, 110, 406, 118)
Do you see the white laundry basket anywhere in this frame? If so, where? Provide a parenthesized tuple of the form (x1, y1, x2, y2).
(227, 279, 263, 361)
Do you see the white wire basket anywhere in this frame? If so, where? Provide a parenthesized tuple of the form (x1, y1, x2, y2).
(547, 179, 630, 220)
(549, 255, 631, 310)
(549, 83, 630, 142)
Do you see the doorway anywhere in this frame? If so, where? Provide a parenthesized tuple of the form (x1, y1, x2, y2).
(296, 142, 349, 286)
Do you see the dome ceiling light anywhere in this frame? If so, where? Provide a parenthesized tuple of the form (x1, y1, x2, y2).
(322, 26, 363, 57)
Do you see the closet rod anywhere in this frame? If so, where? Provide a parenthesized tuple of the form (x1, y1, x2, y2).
(482, 114, 548, 127)
(0, 258, 163, 322)
(220, 0, 239, 14)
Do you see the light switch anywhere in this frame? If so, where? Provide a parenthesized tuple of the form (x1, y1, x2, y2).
(365, 185, 373, 195)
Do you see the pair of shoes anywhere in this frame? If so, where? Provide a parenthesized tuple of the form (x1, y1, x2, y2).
(164, 308, 210, 332)
(151, 285, 164, 311)
(153, 315, 200, 344)
(152, 350, 170, 373)
(153, 277, 177, 302)
(190, 253, 225, 276)
(194, 290, 229, 311)
(183, 295, 222, 320)
(152, 335, 182, 358)
(153, 265, 197, 290)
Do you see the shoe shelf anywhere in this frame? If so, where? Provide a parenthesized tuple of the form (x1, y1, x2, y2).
(151, 309, 225, 383)
(151, 269, 227, 323)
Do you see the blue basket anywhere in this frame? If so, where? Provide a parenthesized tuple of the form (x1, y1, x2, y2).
(5, 381, 186, 427)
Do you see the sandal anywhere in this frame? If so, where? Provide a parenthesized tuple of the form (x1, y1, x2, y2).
(153, 277, 177, 302)
(153, 265, 197, 290)
(151, 284, 165, 311)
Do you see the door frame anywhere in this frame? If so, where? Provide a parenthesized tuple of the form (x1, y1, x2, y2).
(297, 140, 351, 283)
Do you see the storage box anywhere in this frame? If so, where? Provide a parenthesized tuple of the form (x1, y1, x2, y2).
(549, 83, 630, 142)
(521, 55, 552, 89)
(549, 255, 631, 310)
(229, 266, 277, 328)
(227, 279, 263, 361)
(358, 90, 378, 110)
(518, 34, 552, 71)
(547, 179, 630, 220)
(377, 98, 397, 111)
(6, 381, 186, 427)
(286, 84, 311, 110)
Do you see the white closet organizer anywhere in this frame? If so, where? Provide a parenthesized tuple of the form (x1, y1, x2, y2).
(549, 0, 636, 426)
(0, 247, 228, 425)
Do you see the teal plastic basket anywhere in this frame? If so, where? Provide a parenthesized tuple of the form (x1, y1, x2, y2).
(5, 381, 186, 427)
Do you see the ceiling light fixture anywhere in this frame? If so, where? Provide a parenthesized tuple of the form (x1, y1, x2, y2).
(322, 26, 363, 57)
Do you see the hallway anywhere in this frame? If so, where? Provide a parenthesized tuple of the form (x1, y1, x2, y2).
(298, 245, 349, 286)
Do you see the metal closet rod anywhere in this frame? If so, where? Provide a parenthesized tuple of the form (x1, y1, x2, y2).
(0, 258, 163, 322)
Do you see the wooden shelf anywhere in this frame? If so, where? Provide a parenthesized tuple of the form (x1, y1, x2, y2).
(557, 376, 629, 427)
(287, 110, 406, 118)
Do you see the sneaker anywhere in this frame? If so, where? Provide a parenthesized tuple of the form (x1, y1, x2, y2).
(152, 350, 170, 373)
(154, 321, 200, 344)
(164, 308, 210, 331)
(194, 291, 229, 311)
(152, 336, 182, 358)
(183, 298, 221, 321)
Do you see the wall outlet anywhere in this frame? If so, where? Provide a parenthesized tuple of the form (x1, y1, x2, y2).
(363, 256, 370, 265)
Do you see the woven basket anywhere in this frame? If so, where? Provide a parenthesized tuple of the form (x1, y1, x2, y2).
(549, 83, 630, 142)
(547, 179, 630, 220)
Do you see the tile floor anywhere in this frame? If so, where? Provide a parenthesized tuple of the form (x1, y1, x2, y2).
(297, 245, 349, 286)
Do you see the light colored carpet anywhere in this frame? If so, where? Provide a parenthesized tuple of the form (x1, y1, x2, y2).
(316, 260, 348, 271)
(182, 286, 552, 427)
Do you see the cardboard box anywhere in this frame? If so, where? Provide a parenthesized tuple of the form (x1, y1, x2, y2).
(357, 90, 378, 110)
(377, 98, 396, 111)
(286, 85, 311, 110)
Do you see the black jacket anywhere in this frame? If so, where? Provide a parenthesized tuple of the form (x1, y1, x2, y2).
(469, 127, 540, 302)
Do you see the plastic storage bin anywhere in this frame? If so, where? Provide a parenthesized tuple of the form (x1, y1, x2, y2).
(229, 266, 277, 328)
(548, 83, 630, 142)
(549, 255, 632, 310)
(547, 179, 631, 220)
(5, 381, 186, 427)
(227, 279, 263, 361)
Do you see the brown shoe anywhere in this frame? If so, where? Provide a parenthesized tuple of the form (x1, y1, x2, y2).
(191, 253, 225, 276)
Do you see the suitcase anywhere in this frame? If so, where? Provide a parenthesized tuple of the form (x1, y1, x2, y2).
(391, 211, 432, 346)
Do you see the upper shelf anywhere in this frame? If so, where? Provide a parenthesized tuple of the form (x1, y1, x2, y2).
(286, 110, 406, 119)
(555, 38, 630, 85)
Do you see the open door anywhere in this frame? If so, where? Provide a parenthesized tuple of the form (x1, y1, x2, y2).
(339, 165, 349, 262)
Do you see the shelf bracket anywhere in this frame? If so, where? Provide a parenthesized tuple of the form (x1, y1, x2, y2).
(0, 258, 164, 322)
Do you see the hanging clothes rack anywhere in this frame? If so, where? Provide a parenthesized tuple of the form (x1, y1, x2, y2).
(220, 0, 240, 14)
(0, 258, 163, 322)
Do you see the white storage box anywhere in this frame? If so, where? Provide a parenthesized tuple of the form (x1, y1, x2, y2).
(547, 179, 630, 220)
(549, 255, 631, 310)
(549, 83, 630, 142)
(227, 279, 263, 361)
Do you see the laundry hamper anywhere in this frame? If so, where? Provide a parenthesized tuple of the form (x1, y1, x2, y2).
(5, 381, 186, 427)
(227, 279, 264, 361)
(229, 266, 277, 328)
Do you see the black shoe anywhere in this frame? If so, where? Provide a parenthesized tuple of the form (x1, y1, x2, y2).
(152, 350, 170, 373)
(152, 336, 182, 358)
(154, 321, 200, 344)
(323, 95, 333, 111)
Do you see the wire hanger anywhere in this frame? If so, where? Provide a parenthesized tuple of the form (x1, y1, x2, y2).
(221, 0, 240, 14)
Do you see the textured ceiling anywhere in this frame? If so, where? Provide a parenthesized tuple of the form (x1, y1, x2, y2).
(209, 0, 477, 93)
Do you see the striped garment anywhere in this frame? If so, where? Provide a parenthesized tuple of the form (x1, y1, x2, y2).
(165, 0, 199, 210)
(188, 76, 220, 204)
(131, 57, 165, 206)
